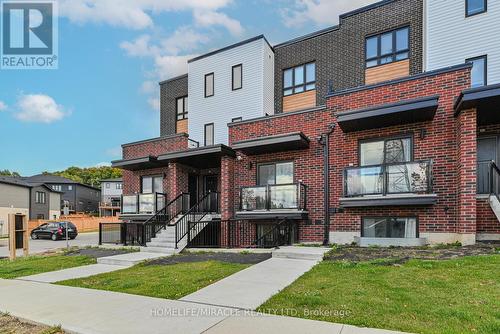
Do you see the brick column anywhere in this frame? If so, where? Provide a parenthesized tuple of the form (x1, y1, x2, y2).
(167, 163, 188, 201)
(220, 156, 235, 247)
(456, 108, 477, 245)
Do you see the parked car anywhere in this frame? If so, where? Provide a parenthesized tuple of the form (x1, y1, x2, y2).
(31, 222, 78, 241)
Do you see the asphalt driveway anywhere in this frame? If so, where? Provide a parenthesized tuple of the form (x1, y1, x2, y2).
(0, 232, 99, 258)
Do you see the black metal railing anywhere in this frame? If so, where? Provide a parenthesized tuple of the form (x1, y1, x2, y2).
(121, 192, 167, 214)
(343, 160, 433, 197)
(188, 220, 222, 248)
(489, 161, 500, 201)
(171, 191, 219, 249)
(188, 138, 200, 148)
(239, 183, 307, 211)
(227, 219, 295, 248)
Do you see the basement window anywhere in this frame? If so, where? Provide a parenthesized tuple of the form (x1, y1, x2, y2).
(362, 217, 418, 238)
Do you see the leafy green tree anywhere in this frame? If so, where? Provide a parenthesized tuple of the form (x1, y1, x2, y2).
(49, 166, 122, 188)
(0, 169, 20, 177)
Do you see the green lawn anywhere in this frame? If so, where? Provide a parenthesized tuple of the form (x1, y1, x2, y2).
(0, 255, 96, 279)
(57, 260, 250, 299)
(258, 255, 500, 334)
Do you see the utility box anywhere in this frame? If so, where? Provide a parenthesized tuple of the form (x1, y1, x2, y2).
(8, 214, 28, 260)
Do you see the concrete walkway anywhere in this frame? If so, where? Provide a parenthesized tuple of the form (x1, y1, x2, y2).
(181, 247, 330, 309)
(0, 279, 408, 334)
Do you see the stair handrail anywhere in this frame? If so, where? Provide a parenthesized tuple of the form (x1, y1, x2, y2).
(252, 218, 291, 248)
(171, 191, 219, 248)
(490, 161, 500, 201)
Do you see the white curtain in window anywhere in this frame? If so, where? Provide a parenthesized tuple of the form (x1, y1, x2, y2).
(404, 218, 417, 238)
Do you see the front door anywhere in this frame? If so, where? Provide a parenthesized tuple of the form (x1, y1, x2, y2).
(478, 137, 499, 194)
(188, 174, 198, 208)
(204, 175, 218, 212)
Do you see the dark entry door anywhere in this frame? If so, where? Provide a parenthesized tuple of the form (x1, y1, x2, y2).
(204, 175, 218, 212)
(188, 174, 198, 208)
(478, 137, 498, 194)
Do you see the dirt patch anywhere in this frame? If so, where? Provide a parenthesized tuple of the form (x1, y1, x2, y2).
(145, 252, 272, 266)
(0, 314, 63, 334)
(324, 242, 499, 264)
(64, 248, 136, 259)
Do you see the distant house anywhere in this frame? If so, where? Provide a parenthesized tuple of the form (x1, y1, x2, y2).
(0, 176, 61, 236)
(99, 177, 122, 217)
(24, 174, 101, 214)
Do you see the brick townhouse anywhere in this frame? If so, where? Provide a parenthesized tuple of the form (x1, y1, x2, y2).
(110, 0, 500, 252)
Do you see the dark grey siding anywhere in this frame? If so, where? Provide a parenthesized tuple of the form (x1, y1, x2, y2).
(30, 186, 50, 220)
(75, 185, 100, 213)
(273, 0, 423, 113)
(160, 74, 188, 136)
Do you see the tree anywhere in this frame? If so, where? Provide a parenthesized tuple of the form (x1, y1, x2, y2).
(0, 169, 20, 177)
(50, 166, 122, 188)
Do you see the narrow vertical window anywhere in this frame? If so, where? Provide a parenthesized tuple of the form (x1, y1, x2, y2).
(204, 123, 214, 146)
(467, 55, 487, 87)
(232, 64, 242, 90)
(204, 73, 214, 97)
(176, 96, 188, 120)
(466, 0, 487, 16)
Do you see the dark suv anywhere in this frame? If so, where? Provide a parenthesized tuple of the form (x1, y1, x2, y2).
(31, 222, 78, 241)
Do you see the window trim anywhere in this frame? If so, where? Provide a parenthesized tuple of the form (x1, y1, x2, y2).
(35, 191, 46, 204)
(232, 64, 243, 91)
(204, 123, 214, 146)
(282, 61, 316, 96)
(361, 216, 419, 238)
(466, 0, 487, 17)
(256, 160, 295, 186)
(176, 96, 188, 121)
(365, 26, 410, 69)
(358, 134, 414, 167)
(204, 72, 214, 98)
(140, 175, 163, 194)
(466, 55, 488, 87)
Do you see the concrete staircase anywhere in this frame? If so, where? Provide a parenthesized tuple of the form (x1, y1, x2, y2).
(489, 194, 500, 222)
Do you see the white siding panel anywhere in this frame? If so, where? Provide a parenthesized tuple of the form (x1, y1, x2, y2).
(188, 38, 274, 145)
(426, 0, 500, 85)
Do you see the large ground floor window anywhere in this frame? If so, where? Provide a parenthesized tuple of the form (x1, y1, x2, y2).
(362, 217, 417, 238)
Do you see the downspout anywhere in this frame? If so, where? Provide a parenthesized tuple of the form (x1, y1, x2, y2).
(319, 124, 336, 246)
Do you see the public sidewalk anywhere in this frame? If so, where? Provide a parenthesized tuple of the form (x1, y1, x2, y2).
(0, 279, 410, 334)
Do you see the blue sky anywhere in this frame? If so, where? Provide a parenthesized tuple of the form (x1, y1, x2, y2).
(0, 0, 376, 176)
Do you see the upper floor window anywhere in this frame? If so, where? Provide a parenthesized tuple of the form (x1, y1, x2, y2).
(141, 175, 163, 194)
(365, 27, 409, 68)
(205, 73, 214, 97)
(283, 62, 316, 96)
(232, 64, 242, 90)
(68, 185, 72, 191)
(231, 117, 242, 123)
(360, 137, 412, 166)
(467, 55, 487, 87)
(204, 123, 214, 146)
(116, 183, 122, 190)
(52, 185, 62, 191)
(258, 161, 294, 185)
(176, 96, 188, 120)
(106, 183, 110, 188)
(35, 191, 46, 204)
(466, 0, 487, 17)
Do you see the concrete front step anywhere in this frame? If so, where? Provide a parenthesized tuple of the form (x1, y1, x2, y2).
(147, 241, 176, 248)
(140, 246, 176, 254)
(97, 252, 167, 266)
(272, 246, 330, 261)
(151, 236, 175, 242)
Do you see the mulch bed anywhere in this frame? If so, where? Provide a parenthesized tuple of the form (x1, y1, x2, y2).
(64, 248, 136, 259)
(145, 252, 272, 266)
(0, 314, 63, 334)
(324, 242, 499, 264)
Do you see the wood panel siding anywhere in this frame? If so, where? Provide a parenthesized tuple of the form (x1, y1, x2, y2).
(282, 90, 316, 113)
(365, 59, 410, 85)
(176, 119, 188, 134)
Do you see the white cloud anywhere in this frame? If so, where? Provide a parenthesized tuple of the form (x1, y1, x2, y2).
(193, 10, 243, 36)
(15, 94, 68, 123)
(0, 101, 7, 111)
(95, 162, 112, 167)
(147, 97, 160, 111)
(120, 35, 159, 57)
(281, 0, 379, 27)
(59, 0, 238, 31)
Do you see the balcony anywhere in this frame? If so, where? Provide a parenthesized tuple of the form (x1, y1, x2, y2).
(120, 193, 166, 219)
(340, 160, 437, 207)
(236, 183, 308, 219)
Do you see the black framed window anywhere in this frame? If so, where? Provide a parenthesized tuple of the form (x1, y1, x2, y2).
(116, 183, 122, 189)
(204, 73, 214, 97)
(232, 64, 242, 90)
(467, 55, 487, 87)
(35, 191, 46, 204)
(466, 0, 487, 16)
(365, 26, 409, 68)
(231, 117, 242, 123)
(362, 217, 418, 238)
(204, 123, 214, 146)
(360, 136, 412, 166)
(257, 161, 294, 185)
(176, 96, 188, 120)
(141, 175, 163, 194)
(283, 62, 316, 96)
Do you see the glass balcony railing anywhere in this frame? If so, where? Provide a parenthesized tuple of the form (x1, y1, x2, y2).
(343, 160, 432, 197)
(240, 183, 307, 211)
(121, 193, 166, 214)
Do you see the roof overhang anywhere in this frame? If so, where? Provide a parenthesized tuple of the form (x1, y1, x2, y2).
(111, 155, 161, 171)
(157, 144, 236, 169)
(337, 95, 439, 132)
(454, 83, 500, 125)
(232, 132, 310, 155)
